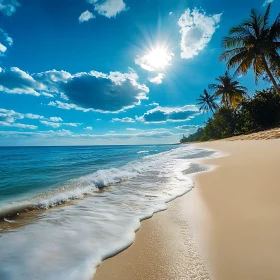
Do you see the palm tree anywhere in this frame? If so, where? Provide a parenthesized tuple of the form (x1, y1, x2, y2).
(196, 89, 219, 113)
(219, 4, 280, 95)
(209, 72, 248, 108)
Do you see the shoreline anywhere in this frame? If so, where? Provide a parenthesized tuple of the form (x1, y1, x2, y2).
(94, 139, 280, 280)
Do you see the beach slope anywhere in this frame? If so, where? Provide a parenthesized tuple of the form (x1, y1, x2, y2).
(94, 139, 280, 280)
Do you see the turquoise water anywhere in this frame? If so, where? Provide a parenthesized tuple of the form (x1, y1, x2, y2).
(0, 144, 217, 280)
(0, 145, 175, 212)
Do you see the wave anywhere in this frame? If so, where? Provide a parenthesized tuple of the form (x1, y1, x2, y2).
(0, 146, 218, 220)
(137, 150, 149, 154)
(0, 165, 142, 219)
(0, 145, 220, 280)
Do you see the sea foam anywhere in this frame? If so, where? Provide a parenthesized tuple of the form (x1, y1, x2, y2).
(0, 145, 218, 280)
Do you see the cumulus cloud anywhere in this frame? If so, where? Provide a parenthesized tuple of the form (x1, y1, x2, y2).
(34, 69, 71, 95)
(178, 8, 222, 59)
(0, 0, 20, 16)
(0, 108, 24, 123)
(49, 116, 62, 122)
(0, 67, 45, 96)
(0, 28, 13, 55)
(85, 126, 93, 130)
(79, 10, 95, 23)
(149, 73, 164, 84)
(0, 108, 72, 131)
(0, 109, 37, 129)
(137, 105, 200, 123)
(0, 67, 149, 113)
(87, 0, 127, 18)
(112, 117, 135, 123)
(59, 70, 149, 113)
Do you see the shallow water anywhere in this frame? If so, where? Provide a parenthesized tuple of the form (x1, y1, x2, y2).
(0, 144, 217, 280)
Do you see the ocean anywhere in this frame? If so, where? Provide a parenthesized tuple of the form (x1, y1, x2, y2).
(0, 144, 217, 280)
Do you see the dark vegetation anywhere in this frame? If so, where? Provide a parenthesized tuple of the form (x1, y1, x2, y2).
(181, 4, 280, 143)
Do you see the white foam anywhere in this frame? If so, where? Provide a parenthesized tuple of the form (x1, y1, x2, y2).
(0, 145, 218, 280)
(137, 150, 149, 154)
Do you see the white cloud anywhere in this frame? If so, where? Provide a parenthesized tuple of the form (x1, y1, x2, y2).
(149, 73, 164, 84)
(84, 126, 93, 130)
(41, 92, 54, 98)
(112, 117, 135, 123)
(79, 10, 95, 23)
(0, 43, 7, 53)
(178, 8, 222, 59)
(0, 121, 37, 129)
(0, 28, 13, 55)
(40, 120, 61, 128)
(50, 129, 72, 137)
(58, 70, 149, 113)
(87, 0, 127, 18)
(48, 100, 91, 112)
(0, 108, 24, 123)
(137, 105, 200, 123)
(169, 12, 173, 16)
(126, 128, 137, 131)
(64, 122, 81, 127)
(0, 109, 66, 130)
(49, 117, 62, 122)
(34, 69, 72, 94)
(25, 113, 44, 120)
(176, 125, 202, 129)
(1, 67, 149, 113)
(0, 67, 45, 96)
(146, 102, 159, 107)
(263, 0, 273, 5)
(0, 129, 183, 145)
(0, 0, 20, 16)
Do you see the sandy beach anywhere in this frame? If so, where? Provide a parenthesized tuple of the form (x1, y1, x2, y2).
(94, 139, 280, 280)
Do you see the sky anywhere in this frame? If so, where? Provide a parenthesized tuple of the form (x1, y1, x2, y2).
(0, 0, 278, 146)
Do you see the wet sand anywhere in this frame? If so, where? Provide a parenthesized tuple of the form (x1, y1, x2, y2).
(94, 139, 280, 280)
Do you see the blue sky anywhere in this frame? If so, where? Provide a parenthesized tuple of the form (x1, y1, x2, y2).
(0, 0, 278, 145)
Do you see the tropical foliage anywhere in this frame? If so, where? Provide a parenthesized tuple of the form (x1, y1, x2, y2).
(181, 88, 280, 143)
(209, 72, 248, 108)
(219, 4, 280, 95)
(196, 89, 219, 113)
(180, 4, 280, 143)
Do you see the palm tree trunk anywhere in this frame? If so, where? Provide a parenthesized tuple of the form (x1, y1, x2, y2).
(262, 55, 280, 96)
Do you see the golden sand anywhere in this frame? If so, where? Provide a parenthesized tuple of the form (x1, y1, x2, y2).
(94, 139, 280, 280)
(225, 127, 280, 140)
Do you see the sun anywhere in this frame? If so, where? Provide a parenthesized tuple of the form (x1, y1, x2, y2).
(144, 46, 173, 71)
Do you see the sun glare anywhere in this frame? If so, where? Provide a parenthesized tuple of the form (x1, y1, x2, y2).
(145, 46, 173, 71)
